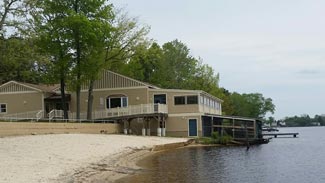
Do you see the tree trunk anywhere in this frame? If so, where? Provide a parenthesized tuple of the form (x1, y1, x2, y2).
(76, 41, 81, 120)
(76, 86, 80, 120)
(74, 0, 81, 120)
(60, 77, 69, 119)
(87, 79, 94, 120)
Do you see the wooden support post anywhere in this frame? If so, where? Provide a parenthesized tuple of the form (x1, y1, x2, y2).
(232, 119, 235, 139)
(211, 117, 214, 136)
(162, 116, 166, 137)
(245, 121, 250, 150)
(157, 115, 161, 136)
(128, 119, 132, 134)
(253, 120, 257, 139)
(147, 118, 151, 136)
(123, 120, 128, 135)
(142, 118, 146, 136)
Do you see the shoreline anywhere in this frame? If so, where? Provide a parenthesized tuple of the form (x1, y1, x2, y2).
(58, 140, 195, 182)
(56, 148, 154, 183)
(114, 142, 265, 182)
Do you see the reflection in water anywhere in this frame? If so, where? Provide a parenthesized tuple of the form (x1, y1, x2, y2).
(119, 127, 325, 183)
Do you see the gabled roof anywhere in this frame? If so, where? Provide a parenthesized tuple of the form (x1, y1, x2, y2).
(19, 82, 60, 93)
(0, 81, 59, 93)
(81, 70, 160, 90)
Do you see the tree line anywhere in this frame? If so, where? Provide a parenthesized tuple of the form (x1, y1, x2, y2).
(0, 0, 275, 120)
(266, 115, 325, 127)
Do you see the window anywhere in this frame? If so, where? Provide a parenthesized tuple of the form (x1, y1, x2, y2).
(0, 104, 7, 113)
(210, 99, 213, 107)
(200, 96, 204, 104)
(174, 96, 185, 105)
(154, 94, 166, 104)
(187, 96, 198, 104)
(122, 97, 128, 107)
(106, 96, 128, 109)
(217, 103, 221, 110)
(174, 95, 199, 105)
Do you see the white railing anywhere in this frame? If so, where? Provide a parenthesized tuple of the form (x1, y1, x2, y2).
(199, 104, 221, 115)
(48, 109, 64, 122)
(0, 110, 42, 121)
(0, 104, 168, 122)
(70, 103, 168, 120)
(36, 110, 44, 121)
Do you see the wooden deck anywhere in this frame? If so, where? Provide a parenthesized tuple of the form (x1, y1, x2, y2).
(263, 133, 299, 138)
(70, 103, 168, 120)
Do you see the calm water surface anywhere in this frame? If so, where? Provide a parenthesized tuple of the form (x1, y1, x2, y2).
(119, 127, 325, 183)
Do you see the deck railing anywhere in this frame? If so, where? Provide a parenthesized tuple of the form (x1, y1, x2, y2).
(0, 110, 42, 121)
(36, 110, 44, 121)
(48, 109, 64, 122)
(0, 104, 168, 122)
(70, 103, 168, 120)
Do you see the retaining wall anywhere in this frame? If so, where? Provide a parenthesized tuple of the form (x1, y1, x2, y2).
(0, 122, 121, 137)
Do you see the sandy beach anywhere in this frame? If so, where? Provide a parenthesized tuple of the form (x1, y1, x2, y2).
(0, 134, 189, 183)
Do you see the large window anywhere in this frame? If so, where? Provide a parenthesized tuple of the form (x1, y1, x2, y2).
(174, 96, 186, 105)
(187, 96, 198, 104)
(0, 104, 7, 113)
(174, 95, 198, 105)
(106, 96, 128, 109)
(154, 94, 166, 104)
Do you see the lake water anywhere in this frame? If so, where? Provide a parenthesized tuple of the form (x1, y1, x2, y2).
(119, 127, 325, 183)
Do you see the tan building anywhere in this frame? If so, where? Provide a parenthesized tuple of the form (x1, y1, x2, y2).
(0, 70, 260, 139)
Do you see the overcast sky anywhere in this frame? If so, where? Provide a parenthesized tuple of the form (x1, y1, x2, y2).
(110, 0, 325, 119)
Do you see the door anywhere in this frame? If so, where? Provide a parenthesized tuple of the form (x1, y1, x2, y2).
(188, 119, 198, 136)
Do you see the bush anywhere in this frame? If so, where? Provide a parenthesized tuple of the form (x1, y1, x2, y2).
(196, 131, 233, 145)
(211, 131, 233, 145)
(196, 137, 215, 144)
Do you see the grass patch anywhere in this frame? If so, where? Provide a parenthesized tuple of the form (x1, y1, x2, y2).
(196, 131, 233, 145)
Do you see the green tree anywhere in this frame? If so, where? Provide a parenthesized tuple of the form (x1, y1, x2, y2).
(229, 93, 275, 118)
(0, 36, 45, 84)
(218, 88, 234, 115)
(32, 0, 115, 120)
(122, 42, 162, 82)
(153, 39, 198, 89)
(0, 0, 44, 85)
(0, 0, 34, 37)
(122, 39, 224, 104)
(85, 11, 149, 120)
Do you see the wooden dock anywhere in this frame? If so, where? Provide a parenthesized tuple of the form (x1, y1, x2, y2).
(263, 133, 299, 138)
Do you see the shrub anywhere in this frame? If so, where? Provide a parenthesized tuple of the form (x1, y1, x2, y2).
(211, 131, 233, 145)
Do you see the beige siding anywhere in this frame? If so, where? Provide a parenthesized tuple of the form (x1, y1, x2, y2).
(149, 90, 200, 114)
(0, 92, 43, 114)
(166, 116, 202, 137)
(0, 122, 121, 137)
(80, 71, 148, 90)
(0, 82, 35, 93)
(70, 87, 149, 113)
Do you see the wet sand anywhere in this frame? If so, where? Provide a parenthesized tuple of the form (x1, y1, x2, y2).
(0, 134, 188, 183)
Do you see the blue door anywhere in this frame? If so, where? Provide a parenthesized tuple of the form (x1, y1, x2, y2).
(189, 119, 198, 136)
